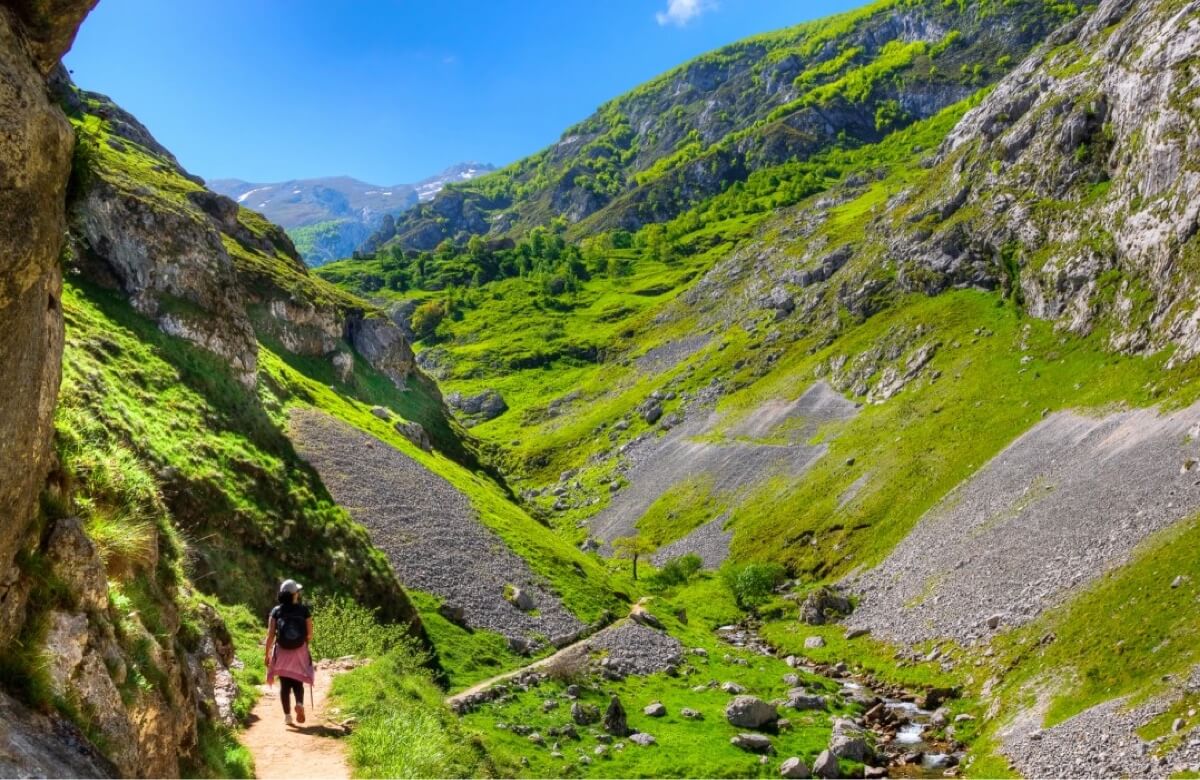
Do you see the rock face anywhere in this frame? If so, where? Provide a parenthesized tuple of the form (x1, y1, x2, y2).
(11, 513, 237, 778)
(62, 82, 427, 397)
(0, 689, 113, 778)
(890, 0, 1200, 359)
(67, 152, 260, 386)
(0, 0, 87, 643)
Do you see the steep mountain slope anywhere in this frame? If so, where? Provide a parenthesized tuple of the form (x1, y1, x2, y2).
(319, 0, 1200, 776)
(365, 0, 1073, 252)
(209, 163, 494, 266)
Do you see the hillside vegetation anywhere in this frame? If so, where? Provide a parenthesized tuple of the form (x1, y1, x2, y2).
(316, 0, 1200, 776)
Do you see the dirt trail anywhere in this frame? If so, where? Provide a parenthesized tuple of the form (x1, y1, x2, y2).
(447, 613, 682, 711)
(447, 639, 590, 709)
(242, 660, 355, 780)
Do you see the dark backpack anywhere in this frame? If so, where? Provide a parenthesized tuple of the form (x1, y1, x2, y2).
(274, 607, 306, 650)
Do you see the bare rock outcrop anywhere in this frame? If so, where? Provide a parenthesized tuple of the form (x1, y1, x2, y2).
(0, 0, 92, 642)
(68, 163, 260, 385)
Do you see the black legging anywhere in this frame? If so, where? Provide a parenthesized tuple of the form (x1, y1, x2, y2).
(279, 676, 304, 714)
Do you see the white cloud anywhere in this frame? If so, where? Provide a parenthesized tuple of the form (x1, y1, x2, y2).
(656, 0, 714, 26)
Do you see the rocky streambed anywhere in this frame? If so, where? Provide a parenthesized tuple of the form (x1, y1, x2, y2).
(715, 621, 966, 779)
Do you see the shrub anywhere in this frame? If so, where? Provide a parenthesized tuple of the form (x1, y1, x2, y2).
(721, 562, 788, 609)
(308, 595, 416, 661)
(85, 509, 157, 580)
(647, 553, 704, 591)
(410, 300, 446, 341)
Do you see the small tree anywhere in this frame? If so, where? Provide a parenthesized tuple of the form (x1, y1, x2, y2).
(410, 299, 446, 341)
(721, 562, 788, 610)
(612, 535, 655, 581)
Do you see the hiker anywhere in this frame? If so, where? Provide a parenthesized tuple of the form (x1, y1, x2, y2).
(265, 579, 315, 727)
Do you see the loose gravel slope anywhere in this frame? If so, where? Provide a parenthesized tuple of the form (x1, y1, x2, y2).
(591, 382, 858, 557)
(846, 400, 1200, 645)
(289, 408, 584, 647)
(1000, 667, 1200, 778)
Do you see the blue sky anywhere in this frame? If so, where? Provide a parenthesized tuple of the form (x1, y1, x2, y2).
(64, 0, 862, 185)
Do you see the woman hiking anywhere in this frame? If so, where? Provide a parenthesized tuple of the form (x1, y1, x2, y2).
(265, 579, 315, 727)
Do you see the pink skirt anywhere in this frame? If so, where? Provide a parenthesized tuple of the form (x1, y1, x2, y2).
(267, 644, 314, 685)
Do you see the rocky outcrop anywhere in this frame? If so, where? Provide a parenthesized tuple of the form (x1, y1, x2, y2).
(893, 0, 1200, 358)
(28, 515, 238, 778)
(0, 0, 91, 642)
(0, 689, 114, 778)
(59, 81, 430, 399)
(349, 313, 417, 386)
(447, 387, 508, 426)
(67, 163, 260, 386)
(5, 0, 96, 75)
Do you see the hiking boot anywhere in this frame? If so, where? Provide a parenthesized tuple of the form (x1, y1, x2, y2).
(295, 705, 306, 724)
(284, 713, 294, 726)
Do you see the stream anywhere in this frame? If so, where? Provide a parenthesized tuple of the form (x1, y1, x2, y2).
(715, 621, 964, 779)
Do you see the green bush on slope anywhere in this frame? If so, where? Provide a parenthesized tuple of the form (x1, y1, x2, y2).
(333, 650, 491, 779)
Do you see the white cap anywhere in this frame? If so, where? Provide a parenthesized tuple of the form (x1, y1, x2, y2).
(279, 579, 303, 594)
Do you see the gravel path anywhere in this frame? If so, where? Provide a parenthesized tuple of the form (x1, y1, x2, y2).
(591, 382, 858, 548)
(446, 618, 684, 711)
(845, 401, 1200, 645)
(650, 514, 731, 569)
(289, 408, 584, 647)
(1000, 667, 1200, 778)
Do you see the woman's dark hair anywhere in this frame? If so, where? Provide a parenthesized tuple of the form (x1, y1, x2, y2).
(278, 591, 295, 606)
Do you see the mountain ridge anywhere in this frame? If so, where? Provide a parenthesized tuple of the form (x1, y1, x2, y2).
(209, 163, 495, 266)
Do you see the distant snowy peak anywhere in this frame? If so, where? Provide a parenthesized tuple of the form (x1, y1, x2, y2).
(208, 162, 495, 266)
(414, 162, 494, 203)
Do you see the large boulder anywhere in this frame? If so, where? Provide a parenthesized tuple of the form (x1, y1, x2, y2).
(780, 757, 810, 778)
(447, 388, 508, 424)
(603, 695, 631, 737)
(349, 314, 416, 388)
(395, 420, 433, 451)
(800, 587, 853, 625)
(731, 733, 773, 753)
(812, 749, 840, 779)
(725, 695, 779, 729)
